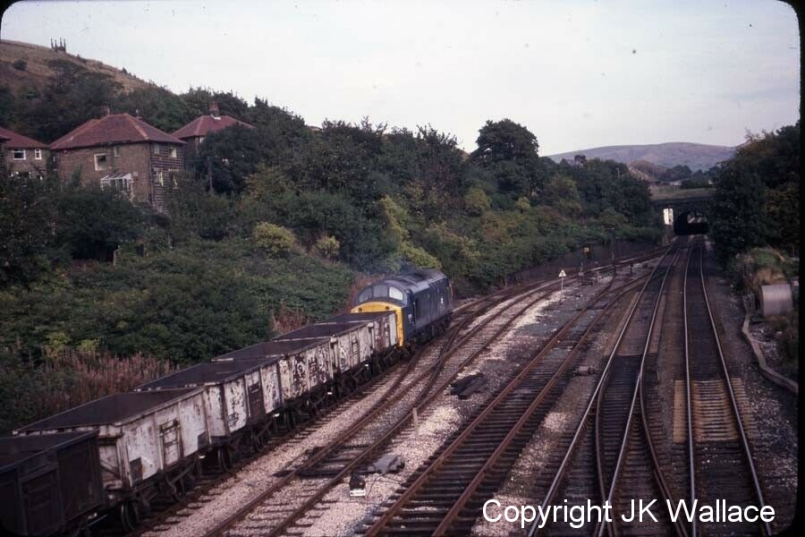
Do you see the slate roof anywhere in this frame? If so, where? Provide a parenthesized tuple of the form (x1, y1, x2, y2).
(0, 126, 48, 149)
(172, 114, 254, 140)
(50, 113, 184, 151)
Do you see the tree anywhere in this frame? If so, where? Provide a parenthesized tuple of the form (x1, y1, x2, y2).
(709, 164, 768, 263)
(543, 175, 582, 217)
(470, 119, 543, 198)
(18, 59, 122, 142)
(472, 118, 539, 164)
(55, 184, 145, 261)
(415, 126, 466, 200)
(195, 125, 263, 194)
(290, 120, 386, 204)
(709, 122, 800, 259)
(248, 98, 311, 168)
(764, 181, 799, 254)
(0, 174, 58, 288)
(113, 86, 195, 133)
(181, 87, 250, 120)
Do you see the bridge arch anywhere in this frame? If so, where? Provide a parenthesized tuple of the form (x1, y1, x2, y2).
(651, 193, 713, 236)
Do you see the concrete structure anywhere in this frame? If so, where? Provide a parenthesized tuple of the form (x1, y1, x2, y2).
(759, 283, 794, 318)
(50, 111, 184, 212)
(650, 192, 714, 234)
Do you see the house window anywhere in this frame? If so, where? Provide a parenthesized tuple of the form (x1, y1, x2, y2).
(113, 146, 120, 157)
(170, 147, 177, 159)
(153, 170, 164, 186)
(169, 171, 180, 189)
(100, 175, 132, 195)
(34, 149, 42, 160)
(94, 153, 109, 171)
(153, 144, 160, 155)
(12, 149, 25, 160)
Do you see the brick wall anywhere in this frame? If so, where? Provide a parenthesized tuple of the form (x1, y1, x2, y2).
(54, 142, 183, 211)
(5, 148, 49, 178)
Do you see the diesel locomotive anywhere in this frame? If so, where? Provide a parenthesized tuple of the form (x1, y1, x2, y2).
(352, 268, 453, 347)
(0, 269, 452, 536)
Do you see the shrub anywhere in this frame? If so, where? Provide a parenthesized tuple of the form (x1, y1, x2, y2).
(0, 350, 174, 434)
(515, 196, 531, 213)
(270, 303, 311, 335)
(464, 187, 491, 216)
(12, 59, 27, 71)
(253, 222, 296, 257)
(401, 243, 442, 269)
(314, 235, 341, 260)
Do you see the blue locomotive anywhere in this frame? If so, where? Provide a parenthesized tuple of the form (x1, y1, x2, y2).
(352, 268, 453, 347)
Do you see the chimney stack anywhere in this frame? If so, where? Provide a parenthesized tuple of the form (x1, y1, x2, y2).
(209, 102, 220, 119)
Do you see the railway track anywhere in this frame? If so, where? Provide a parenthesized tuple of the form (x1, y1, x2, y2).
(131, 247, 669, 537)
(592, 247, 680, 537)
(132, 273, 543, 536)
(524, 239, 775, 537)
(141, 260, 608, 537)
(525, 246, 677, 536)
(683, 244, 770, 537)
(208, 278, 575, 537)
(356, 253, 668, 536)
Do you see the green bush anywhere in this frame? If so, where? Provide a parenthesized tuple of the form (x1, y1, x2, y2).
(253, 222, 296, 257)
(464, 187, 491, 216)
(314, 235, 341, 260)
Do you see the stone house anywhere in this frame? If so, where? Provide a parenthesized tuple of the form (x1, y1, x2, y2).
(172, 102, 254, 169)
(0, 126, 49, 179)
(50, 111, 184, 212)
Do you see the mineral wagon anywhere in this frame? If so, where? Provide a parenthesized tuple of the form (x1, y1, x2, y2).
(0, 431, 105, 536)
(15, 388, 208, 530)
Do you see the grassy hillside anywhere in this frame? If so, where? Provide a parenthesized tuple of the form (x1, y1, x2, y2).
(548, 142, 735, 171)
(0, 39, 153, 95)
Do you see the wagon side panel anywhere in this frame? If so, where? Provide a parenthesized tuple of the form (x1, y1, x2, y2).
(260, 363, 282, 413)
(204, 387, 227, 442)
(154, 406, 183, 469)
(178, 391, 208, 456)
(223, 378, 248, 434)
(124, 417, 161, 483)
(244, 370, 266, 423)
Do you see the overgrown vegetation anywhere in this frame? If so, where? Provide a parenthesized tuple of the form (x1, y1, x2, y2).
(0, 55, 662, 433)
(710, 122, 800, 264)
(709, 123, 800, 381)
(0, 351, 175, 434)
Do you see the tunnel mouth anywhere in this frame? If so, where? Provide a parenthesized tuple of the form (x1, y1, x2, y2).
(673, 210, 709, 235)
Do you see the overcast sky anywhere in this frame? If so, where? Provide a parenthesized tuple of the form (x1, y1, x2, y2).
(1, 0, 799, 154)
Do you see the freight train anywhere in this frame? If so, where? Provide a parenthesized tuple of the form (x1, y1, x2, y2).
(0, 269, 452, 536)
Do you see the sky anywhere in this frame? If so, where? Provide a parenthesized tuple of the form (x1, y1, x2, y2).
(0, 0, 800, 154)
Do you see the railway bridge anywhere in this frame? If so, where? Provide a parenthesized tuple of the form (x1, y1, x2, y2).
(650, 190, 714, 235)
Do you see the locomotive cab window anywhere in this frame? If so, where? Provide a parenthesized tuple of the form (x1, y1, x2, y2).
(389, 287, 404, 301)
(357, 288, 373, 303)
(372, 284, 389, 298)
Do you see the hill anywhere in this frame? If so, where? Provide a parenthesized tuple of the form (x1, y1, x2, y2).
(547, 142, 735, 171)
(0, 39, 155, 95)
